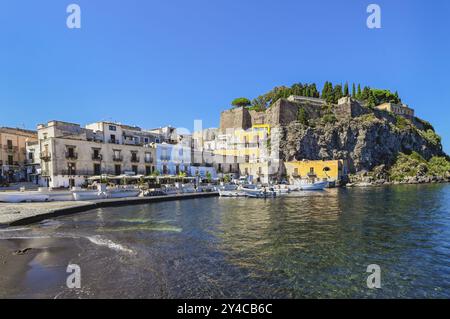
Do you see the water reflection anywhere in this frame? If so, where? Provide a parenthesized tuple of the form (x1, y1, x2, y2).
(1, 184, 449, 298)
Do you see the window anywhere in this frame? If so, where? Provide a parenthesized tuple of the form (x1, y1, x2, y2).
(94, 163, 101, 175)
(144, 138, 149, 144)
(68, 163, 76, 175)
(110, 134, 116, 143)
(67, 147, 75, 158)
(7, 140, 12, 150)
(145, 166, 152, 176)
(132, 165, 138, 175)
(310, 167, 315, 174)
(115, 165, 121, 176)
(8, 155, 13, 165)
(28, 152, 34, 160)
(109, 125, 117, 131)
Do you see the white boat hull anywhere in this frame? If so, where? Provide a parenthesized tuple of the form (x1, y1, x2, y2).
(0, 193, 50, 203)
(297, 181, 327, 191)
(107, 190, 141, 198)
(72, 191, 105, 201)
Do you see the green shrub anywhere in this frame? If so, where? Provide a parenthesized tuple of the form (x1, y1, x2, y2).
(428, 156, 450, 176)
(321, 114, 337, 124)
(389, 152, 427, 181)
(421, 129, 441, 146)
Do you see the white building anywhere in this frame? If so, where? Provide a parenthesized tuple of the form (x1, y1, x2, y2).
(35, 120, 159, 188)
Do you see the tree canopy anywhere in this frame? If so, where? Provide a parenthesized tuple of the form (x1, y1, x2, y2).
(231, 97, 251, 108)
(230, 82, 403, 111)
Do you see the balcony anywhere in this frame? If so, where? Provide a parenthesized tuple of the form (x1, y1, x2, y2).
(108, 139, 120, 144)
(113, 155, 123, 162)
(65, 152, 78, 160)
(2, 145, 18, 153)
(92, 154, 103, 161)
(40, 152, 52, 161)
(144, 157, 153, 163)
(131, 157, 140, 163)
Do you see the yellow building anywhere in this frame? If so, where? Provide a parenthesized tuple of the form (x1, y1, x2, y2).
(285, 160, 348, 183)
(375, 102, 414, 118)
(0, 127, 38, 182)
(214, 125, 270, 163)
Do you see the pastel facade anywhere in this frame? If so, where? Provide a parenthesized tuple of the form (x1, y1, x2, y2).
(375, 102, 414, 118)
(285, 160, 348, 183)
(0, 127, 37, 182)
(155, 143, 191, 175)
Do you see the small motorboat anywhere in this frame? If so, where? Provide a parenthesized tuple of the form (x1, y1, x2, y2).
(218, 184, 246, 197)
(240, 185, 276, 198)
(272, 185, 290, 196)
(293, 179, 327, 191)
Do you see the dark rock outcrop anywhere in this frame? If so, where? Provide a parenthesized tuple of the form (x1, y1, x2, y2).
(279, 115, 446, 173)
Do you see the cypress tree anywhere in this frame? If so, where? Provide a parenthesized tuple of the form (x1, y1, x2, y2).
(357, 84, 362, 99)
(352, 83, 356, 98)
(344, 82, 349, 97)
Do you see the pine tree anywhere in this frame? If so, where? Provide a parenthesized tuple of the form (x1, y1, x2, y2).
(357, 84, 362, 99)
(333, 84, 343, 103)
(368, 91, 377, 107)
(344, 82, 349, 97)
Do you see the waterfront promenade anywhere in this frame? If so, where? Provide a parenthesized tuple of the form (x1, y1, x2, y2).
(0, 192, 218, 227)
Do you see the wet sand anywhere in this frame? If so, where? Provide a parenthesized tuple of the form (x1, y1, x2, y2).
(0, 237, 83, 298)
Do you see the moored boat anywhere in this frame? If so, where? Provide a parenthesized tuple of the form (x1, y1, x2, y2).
(0, 192, 50, 203)
(293, 179, 327, 191)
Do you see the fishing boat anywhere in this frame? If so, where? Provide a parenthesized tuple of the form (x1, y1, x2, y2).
(218, 184, 246, 197)
(37, 188, 74, 201)
(0, 192, 50, 203)
(272, 185, 290, 196)
(240, 185, 276, 198)
(72, 189, 106, 201)
(106, 188, 141, 198)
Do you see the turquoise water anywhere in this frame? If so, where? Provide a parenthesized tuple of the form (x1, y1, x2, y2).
(1, 184, 450, 298)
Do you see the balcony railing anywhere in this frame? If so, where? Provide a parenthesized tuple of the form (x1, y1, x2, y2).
(2, 145, 18, 153)
(40, 152, 52, 161)
(92, 154, 103, 161)
(113, 155, 123, 162)
(144, 157, 153, 163)
(65, 152, 78, 160)
(131, 157, 140, 163)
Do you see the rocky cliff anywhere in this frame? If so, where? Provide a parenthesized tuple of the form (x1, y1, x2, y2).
(279, 111, 446, 173)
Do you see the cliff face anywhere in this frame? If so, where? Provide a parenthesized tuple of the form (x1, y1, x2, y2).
(279, 115, 446, 173)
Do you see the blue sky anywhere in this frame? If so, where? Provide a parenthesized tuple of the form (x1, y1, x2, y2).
(1, 0, 449, 152)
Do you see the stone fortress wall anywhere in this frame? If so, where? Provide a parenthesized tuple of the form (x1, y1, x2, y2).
(220, 96, 367, 131)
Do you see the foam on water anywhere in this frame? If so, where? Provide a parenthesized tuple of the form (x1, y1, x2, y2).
(86, 235, 134, 254)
